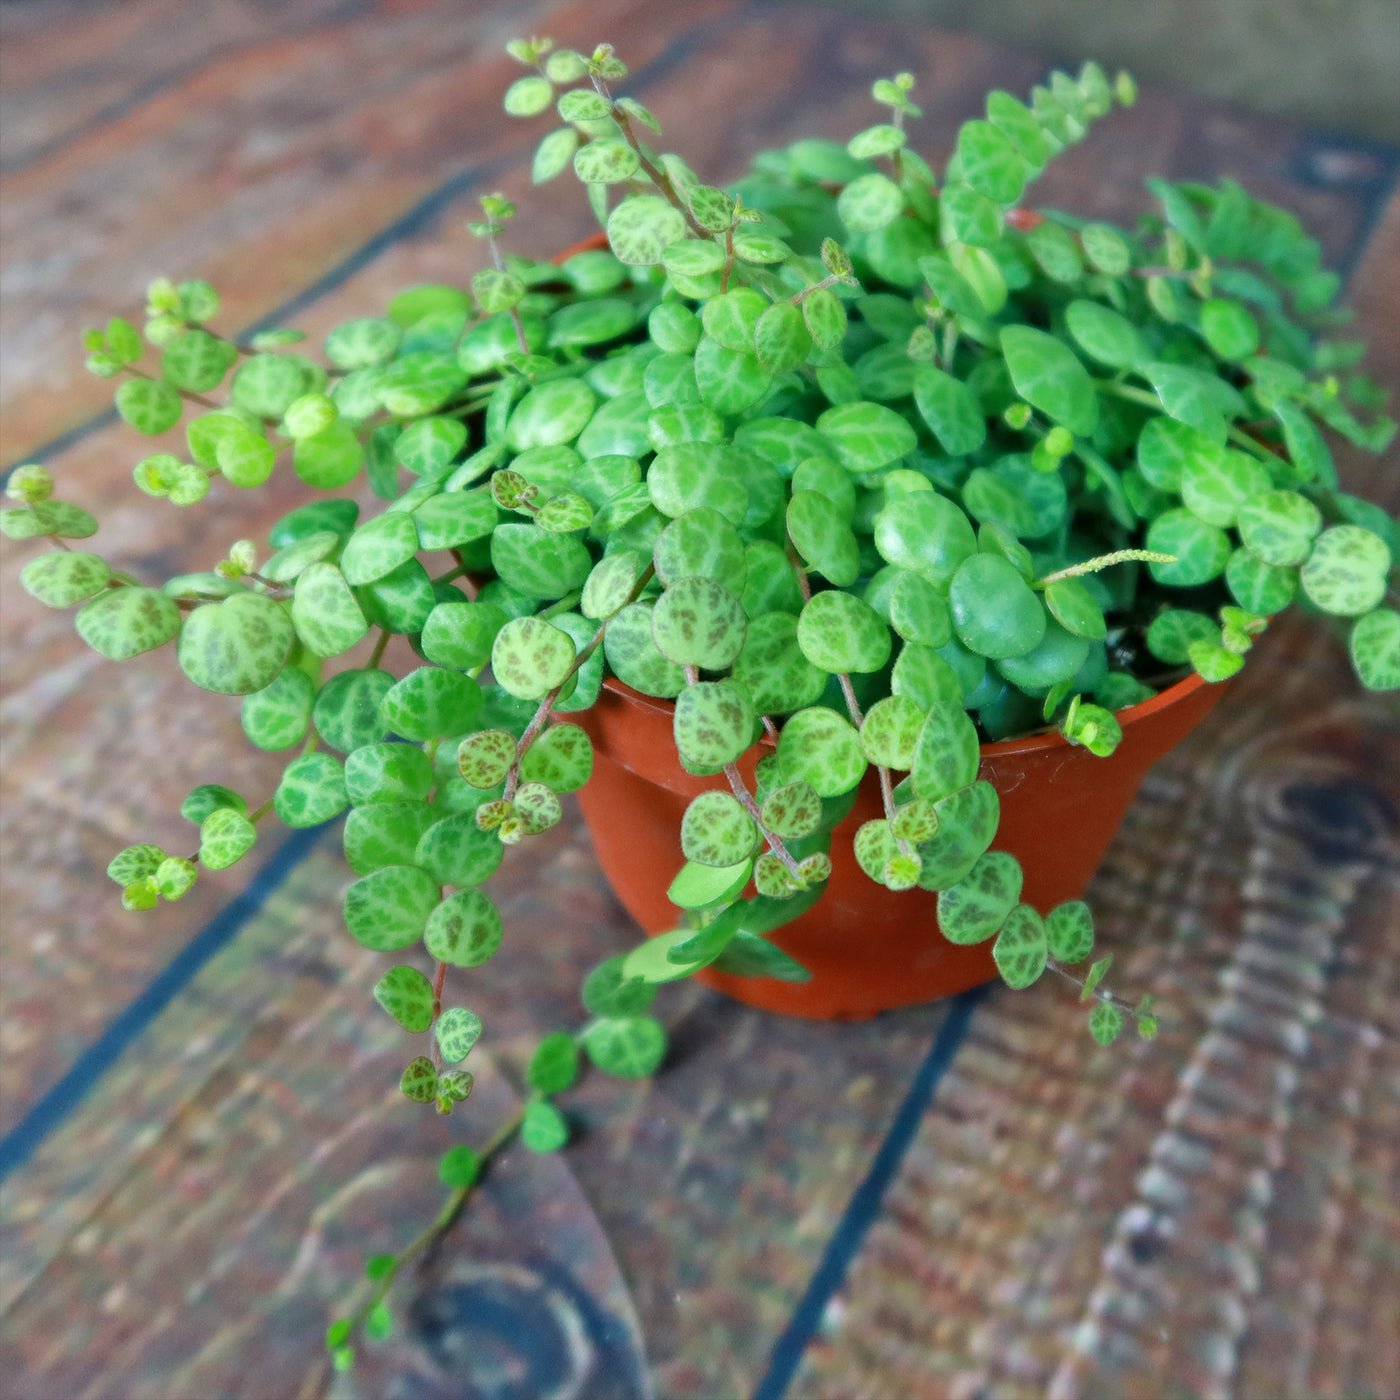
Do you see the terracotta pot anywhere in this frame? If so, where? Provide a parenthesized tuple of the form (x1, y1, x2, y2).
(571, 674, 1226, 1020)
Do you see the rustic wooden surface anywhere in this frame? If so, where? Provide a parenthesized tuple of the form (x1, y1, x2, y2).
(1, 2, 1397, 1397)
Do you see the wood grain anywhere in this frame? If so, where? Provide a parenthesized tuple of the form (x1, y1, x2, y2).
(1, 1, 1397, 1396)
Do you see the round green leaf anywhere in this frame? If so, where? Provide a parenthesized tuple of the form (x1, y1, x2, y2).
(786, 491, 859, 588)
(241, 668, 313, 750)
(180, 782, 247, 822)
(910, 701, 981, 802)
(949, 553, 1046, 659)
(373, 965, 435, 1033)
(345, 743, 433, 806)
(198, 808, 256, 871)
(999, 325, 1099, 437)
(888, 571, 952, 648)
(651, 576, 747, 669)
(292, 562, 368, 657)
(956, 119, 1026, 203)
(584, 1017, 667, 1078)
(414, 812, 504, 889)
(912, 364, 987, 456)
(20, 551, 111, 607)
(521, 1100, 569, 1154)
(1180, 448, 1272, 528)
(602, 602, 685, 698)
(681, 790, 761, 866)
(938, 851, 1023, 945)
(1350, 608, 1400, 691)
(1046, 900, 1094, 963)
(1026, 221, 1084, 283)
(778, 707, 866, 797)
(940, 183, 1003, 247)
(753, 302, 813, 374)
(325, 316, 401, 370)
(797, 590, 891, 674)
(730, 611, 827, 716)
(520, 723, 593, 793)
(915, 781, 999, 890)
(859, 694, 925, 769)
(162, 329, 238, 392)
(838, 172, 905, 233)
(1300, 525, 1390, 616)
(992, 904, 1048, 988)
(1146, 609, 1218, 665)
(343, 801, 437, 876)
(339, 512, 419, 587)
(115, 378, 182, 436)
(344, 864, 438, 950)
(1145, 508, 1232, 586)
(177, 593, 293, 694)
(491, 616, 576, 699)
(674, 679, 756, 771)
(759, 781, 823, 839)
(293, 422, 363, 489)
(374, 351, 466, 417)
(74, 586, 180, 660)
(456, 730, 517, 790)
(424, 889, 503, 967)
(654, 509, 747, 594)
(607, 196, 688, 266)
(647, 443, 749, 525)
(1044, 578, 1106, 639)
(692, 336, 772, 417)
(421, 600, 507, 671)
(1199, 298, 1260, 360)
(380, 666, 481, 741)
(313, 668, 396, 752)
(1236, 490, 1323, 567)
(873, 492, 976, 586)
(1225, 548, 1296, 615)
(891, 643, 962, 712)
(274, 752, 347, 827)
(816, 401, 917, 473)
(231, 353, 315, 419)
(1064, 299, 1149, 370)
(506, 379, 598, 451)
(436, 1008, 483, 1064)
(996, 620, 1091, 689)
(1143, 361, 1245, 439)
(490, 522, 592, 600)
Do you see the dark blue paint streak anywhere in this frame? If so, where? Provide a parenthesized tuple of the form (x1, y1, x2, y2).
(752, 985, 989, 1400)
(0, 824, 329, 1183)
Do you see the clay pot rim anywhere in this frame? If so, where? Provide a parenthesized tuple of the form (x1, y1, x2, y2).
(594, 668, 1213, 759)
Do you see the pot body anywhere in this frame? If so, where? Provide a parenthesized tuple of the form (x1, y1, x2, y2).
(571, 674, 1226, 1020)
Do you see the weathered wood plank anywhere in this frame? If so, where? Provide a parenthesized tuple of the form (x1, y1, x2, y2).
(0, 0, 743, 464)
(1, 0, 1397, 1396)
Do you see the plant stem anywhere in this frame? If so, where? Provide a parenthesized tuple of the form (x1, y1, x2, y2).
(599, 90, 709, 241)
(1044, 956, 1142, 1017)
(341, 1104, 527, 1343)
(502, 565, 655, 802)
(367, 628, 391, 670)
(1094, 378, 1281, 464)
(428, 960, 448, 1068)
(125, 365, 221, 411)
(680, 662, 804, 877)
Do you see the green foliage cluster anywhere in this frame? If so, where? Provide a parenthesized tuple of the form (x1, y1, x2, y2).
(5, 37, 1396, 1362)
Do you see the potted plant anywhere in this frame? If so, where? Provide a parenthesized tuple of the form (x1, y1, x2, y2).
(4, 37, 1395, 1365)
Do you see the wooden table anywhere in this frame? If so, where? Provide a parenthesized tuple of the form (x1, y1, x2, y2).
(2, 2, 1397, 1397)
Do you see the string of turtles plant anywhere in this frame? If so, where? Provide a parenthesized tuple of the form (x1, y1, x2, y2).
(5, 38, 1397, 1369)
